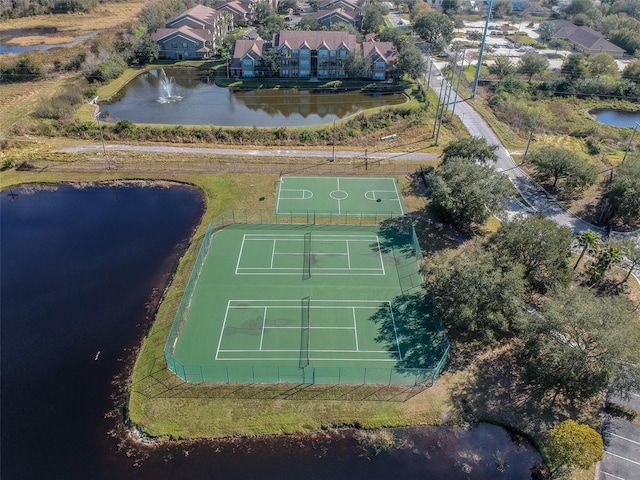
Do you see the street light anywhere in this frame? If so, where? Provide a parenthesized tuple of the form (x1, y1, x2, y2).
(94, 107, 110, 169)
(621, 121, 640, 165)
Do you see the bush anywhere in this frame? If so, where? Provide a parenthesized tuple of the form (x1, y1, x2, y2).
(1, 156, 18, 170)
(34, 87, 85, 120)
(86, 57, 127, 83)
(114, 119, 136, 136)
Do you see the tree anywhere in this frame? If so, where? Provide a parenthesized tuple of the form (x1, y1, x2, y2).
(132, 36, 159, 66)
(587, 53, 619, 79)
(606, 159, 640, 225)
(441, 0, 459, 16)
(610, 28, 640, 56)
(361, 3, 387, 34)
(545, 420, 603, 475)
(421, 246, 526, 339)
(586, 241, 622, 287)
(487, 214, 574, 294)
(488, 56, 517, 79)
(441, 136, 498, 164)
(410, 1, 433, 20)
(468, 30, 483, 46)
(254, 1, 274, 21)
(564, 0, 592, 16)
(561, 53, 588, 82)
(539, 21, 555, 42)
(395, 42, 425, 79)
(574, 229, 600, 270)
(297, 15, 322, 30)
(342, 51, 372, 78)
(522, 287, 640, 400)
(426, 157, 514, 228)
(517, 53, 549, 82)
(413, 12, 455, 50)
(618, 237, 640, 284)
(277, 0, 297, 13)
(622, 60, 640, 83)
(548, 38, 569, 52)
(259, 49, 281, 75)
(378, 27, 406, 48)
(528, 146, 597, 191)
(493, 0, 512, 18)
(257, 12, 287, 40)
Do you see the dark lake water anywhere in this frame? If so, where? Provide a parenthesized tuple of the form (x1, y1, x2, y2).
(0, 183, 542, 479)
(100, 68, 407, 127)
(592, 109, 640, 128)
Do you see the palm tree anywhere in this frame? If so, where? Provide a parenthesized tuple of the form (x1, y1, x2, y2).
(574, 229, 600, 270)
(587, 243, 622, 287)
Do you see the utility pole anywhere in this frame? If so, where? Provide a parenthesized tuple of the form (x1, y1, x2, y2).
(94, 106, 110, 170)
(471, 0, 493, 99)
(523, 120, 537, 162)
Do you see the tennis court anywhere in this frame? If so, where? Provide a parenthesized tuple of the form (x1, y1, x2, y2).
(276, 176, 405, 216)
(165, 222, 448, 385)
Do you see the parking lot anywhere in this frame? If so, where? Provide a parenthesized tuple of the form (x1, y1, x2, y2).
(598, 392, 640, 480)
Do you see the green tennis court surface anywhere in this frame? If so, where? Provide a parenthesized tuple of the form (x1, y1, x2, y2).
(276, 176, 405, 216)
(166, 223, 450, 385)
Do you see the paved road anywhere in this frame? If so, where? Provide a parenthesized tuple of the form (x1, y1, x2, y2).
(420, 48, 639, 239)
(60, 144, 439, 162)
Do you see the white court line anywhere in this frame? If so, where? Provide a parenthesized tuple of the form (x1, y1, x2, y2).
(336, 177, 342, 214)
(346, 240, 351, 268)
(220, 301, 397, 361)
(272, 252, 349, 256)
(238, 265, 378, 269)
(220, 349, 391, 353)
(215, 300, 232, 360)
(285, 176, 398, 180)
(364, 189, 397, 201)
(389, 304, 402, 361)
(392, 178, 405, 214)
(259, 307, 267, 350)
(229, 302, 389, 307)
(610, 433, 640, 446)
(235, 235, 248, 275)
(265, 326, 355, 330)
(353, 307, 359, 352)
(215, 356, 398, 362)
(605, 452, 640, 466)
(244, 234, 379, 238)
(270, 239, 276, 268)
(602, 472, 625, 479)
(376, 235, 385, 276)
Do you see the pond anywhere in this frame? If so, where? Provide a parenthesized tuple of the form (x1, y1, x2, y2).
(0, 27, 98, 54)
(100, 68, 407, 127)
(0, 183, 542, 479)
(591, 108, 640, 128)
